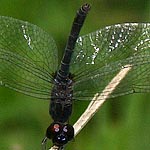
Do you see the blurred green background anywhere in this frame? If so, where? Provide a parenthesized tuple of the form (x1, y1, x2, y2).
(0, 0, 150, 150)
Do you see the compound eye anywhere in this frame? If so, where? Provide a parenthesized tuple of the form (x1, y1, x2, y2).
(53, 123, 61, 132)
(46, 123, 74, 146)
(53, 134, 68, 146)
(46, 122, 63, 139)
(63, 124, 74, 141)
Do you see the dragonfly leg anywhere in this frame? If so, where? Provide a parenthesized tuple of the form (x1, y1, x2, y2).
(41, 137, 48, 150)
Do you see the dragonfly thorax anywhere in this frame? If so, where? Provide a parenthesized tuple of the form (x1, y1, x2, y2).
(49, 78, 74, 123)
(53, 78, 73, 100)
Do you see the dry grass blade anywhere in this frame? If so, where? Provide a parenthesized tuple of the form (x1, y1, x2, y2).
(73, 64, 132, 136)
(49, 145, 62, 150)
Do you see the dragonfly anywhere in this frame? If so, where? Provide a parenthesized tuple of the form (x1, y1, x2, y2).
(0, 3, 150, 150)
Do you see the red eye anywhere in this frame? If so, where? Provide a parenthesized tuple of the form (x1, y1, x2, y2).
(53, 124, 60, 132)
(46, 122, 62, 139)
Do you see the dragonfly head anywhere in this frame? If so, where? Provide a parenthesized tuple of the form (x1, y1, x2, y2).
(46, 122, 74, 146)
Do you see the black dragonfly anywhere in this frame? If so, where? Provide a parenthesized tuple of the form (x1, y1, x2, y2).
(0, 3, 150, 150)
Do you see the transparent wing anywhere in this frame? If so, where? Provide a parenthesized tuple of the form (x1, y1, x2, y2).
(70, 23, 150, 100)
(0, 16, 58, 99)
